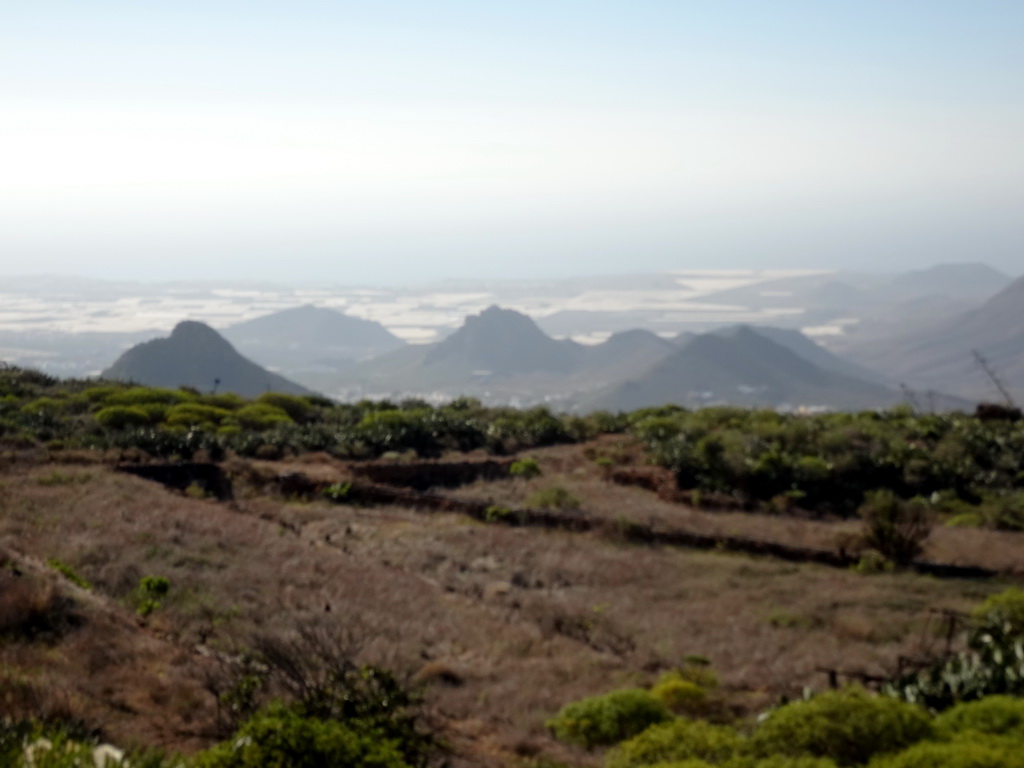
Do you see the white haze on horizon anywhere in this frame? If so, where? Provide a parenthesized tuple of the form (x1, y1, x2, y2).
(2, 2, 1023, 283)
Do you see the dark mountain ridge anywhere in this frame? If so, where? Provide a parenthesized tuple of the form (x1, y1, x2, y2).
(422, 306, 586, 375)
(582, 325, 967, 413)
(102, 321, 314, 397)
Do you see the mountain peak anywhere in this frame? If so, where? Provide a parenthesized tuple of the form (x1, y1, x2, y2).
(424, 306, 582, 374)
(170, 320, 229, 344)
(102, 320, 313, 397)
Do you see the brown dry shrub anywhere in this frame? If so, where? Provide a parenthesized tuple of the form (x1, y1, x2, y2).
(0, 575, 78, 641)
(0, 669, 77, 725)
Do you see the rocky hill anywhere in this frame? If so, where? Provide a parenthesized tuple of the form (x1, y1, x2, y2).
(102, 321, 314, 397)
(422, 305, 587, 375)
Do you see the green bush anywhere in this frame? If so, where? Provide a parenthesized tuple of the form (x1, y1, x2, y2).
(197, 392, 246, 411)
(868, 737, 1024, 768)
(527, 486, 582, 511)
(193, 702, 412, 768)
(510, 457, 542, 479)
(164, 403, 233, 430)
(134, 575, 171, 617)
(257, 393, 314, 423)
(356, 410, 437, 457)
(651, 676, 708, 716)
(484, 505, 513, 523)
(971, 588, 1024, 640)
(94, 405, 152, 430)
(934, 695, 1024, 739)
(693, 759, 838, 768)
(103, 386, 194, 406)
(858, 491, 932, 567)
(546, 688, 671, 749)
(20, 397, 71, 416)
(750, 687, 933, 766)
(675, 658, 720, 690)
(323, 481, 354, 503)
(233, 404, 293, 431)
(606, 719, 745, 768)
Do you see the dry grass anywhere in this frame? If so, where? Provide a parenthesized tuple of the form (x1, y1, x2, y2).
(0, 441, 1018, 766)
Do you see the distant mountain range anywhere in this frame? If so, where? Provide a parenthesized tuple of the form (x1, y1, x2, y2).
(102, 321, 313, 397)
(334, 305, 968, 412)
(341, 306, 677, 403)
(582, 326, 935, 413)
(24, 263, 1016, 410)
(841, 273, 1024, 402)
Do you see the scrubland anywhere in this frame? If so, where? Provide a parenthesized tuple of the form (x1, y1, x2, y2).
(1, 367, 1023, 766)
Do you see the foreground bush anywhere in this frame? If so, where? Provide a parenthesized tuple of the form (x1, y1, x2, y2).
(971, 587, 1024, 639)
(650, 676, 708, 717)
(546, 688, 671, 749)
(933, 695, 1024, 739)
(193, 703, 412, 768)
(631, 757, 838, 768)
(857, 490, 932, 567)
(867, 737, 1024, 768)
(750, 687, 932, 766)
(606, 719, 745, 768)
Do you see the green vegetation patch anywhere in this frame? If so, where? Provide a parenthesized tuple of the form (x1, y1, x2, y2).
(750, 688, 933, 766)
(546, 688, 671, 749)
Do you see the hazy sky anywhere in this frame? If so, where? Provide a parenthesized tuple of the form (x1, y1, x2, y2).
(2, 1, 1022, 284)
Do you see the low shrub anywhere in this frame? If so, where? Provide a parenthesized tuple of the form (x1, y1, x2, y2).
(971, 587, 1024, 640)
(651, 676, 709, 717)
(606, 719, 745, 768)
(134, 575, 171, 617)
(94, 405, 152, 430)
(0, 579, 68, 641)
(527, 486, 581, 511)
(858, 491, 932, 567)
(750, 687, 932, 766)
(546, 688, 671, 749)
(484, 505, 513, 524)
(193, 702, 413, 768)
(868, 737, 1024, 768)
(164, 403, 233, 430)
(323, 481, 354, 503)
(713, 758, 839, 768)
(933, 695, 1024, 739)
(234, 404, 294, 431)
(510, 457, 542, 479)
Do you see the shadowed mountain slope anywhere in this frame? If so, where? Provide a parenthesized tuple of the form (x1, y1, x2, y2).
(102, 321, 314, 397)
(581, 326, 962, 413)
(719, 326, 891, 385)
(843, 274, 1024, 400)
